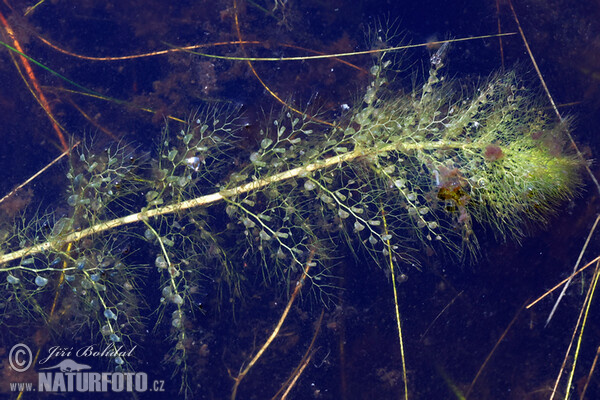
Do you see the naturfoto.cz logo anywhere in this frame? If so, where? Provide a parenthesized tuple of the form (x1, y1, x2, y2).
(6, 343, 165, 394)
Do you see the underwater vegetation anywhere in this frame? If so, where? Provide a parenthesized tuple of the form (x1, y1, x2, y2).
(0, 32, 583, 398)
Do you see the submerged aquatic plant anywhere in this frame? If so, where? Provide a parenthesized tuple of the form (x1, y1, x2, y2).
(0, 46, 581, 396)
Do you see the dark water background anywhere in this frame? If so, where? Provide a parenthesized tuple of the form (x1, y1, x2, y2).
(0, 0, 599, 399)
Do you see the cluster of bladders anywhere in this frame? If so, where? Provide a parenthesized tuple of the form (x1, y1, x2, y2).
(0, 54, 582, 393)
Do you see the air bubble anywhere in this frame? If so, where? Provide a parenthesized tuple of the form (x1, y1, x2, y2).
(185, 156, 201, 171)
(304, 180, 316, 191)
(155, 255, 167, 269)
(334, 191, 347, 201)
(144, 229, 155, 241)
(67, 195, 79, 207)
(354, 221, 365, 232)
(171, 294, 184, 305)
(109, 333, 121, 342)
(101, 324, 112, 335)
(319, 194, 333, 204)
(261, 138, 273, 149)
(338, 209, 350, 219)
(394, 179, 406, 189)
(225, 205, 237, 217)
(35, 276, 48, 287)
(73, 173, 84, 188)
(230, 173, 248, 183)
(364, 87, 377, 105)
(276, 248, 286, 259)
(259, 230, 271, 241)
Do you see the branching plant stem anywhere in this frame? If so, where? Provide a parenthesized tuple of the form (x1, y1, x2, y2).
(0, 140, 466, 266)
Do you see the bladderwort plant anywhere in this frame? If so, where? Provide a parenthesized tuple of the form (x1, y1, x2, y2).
(0, 44, 582, 396)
